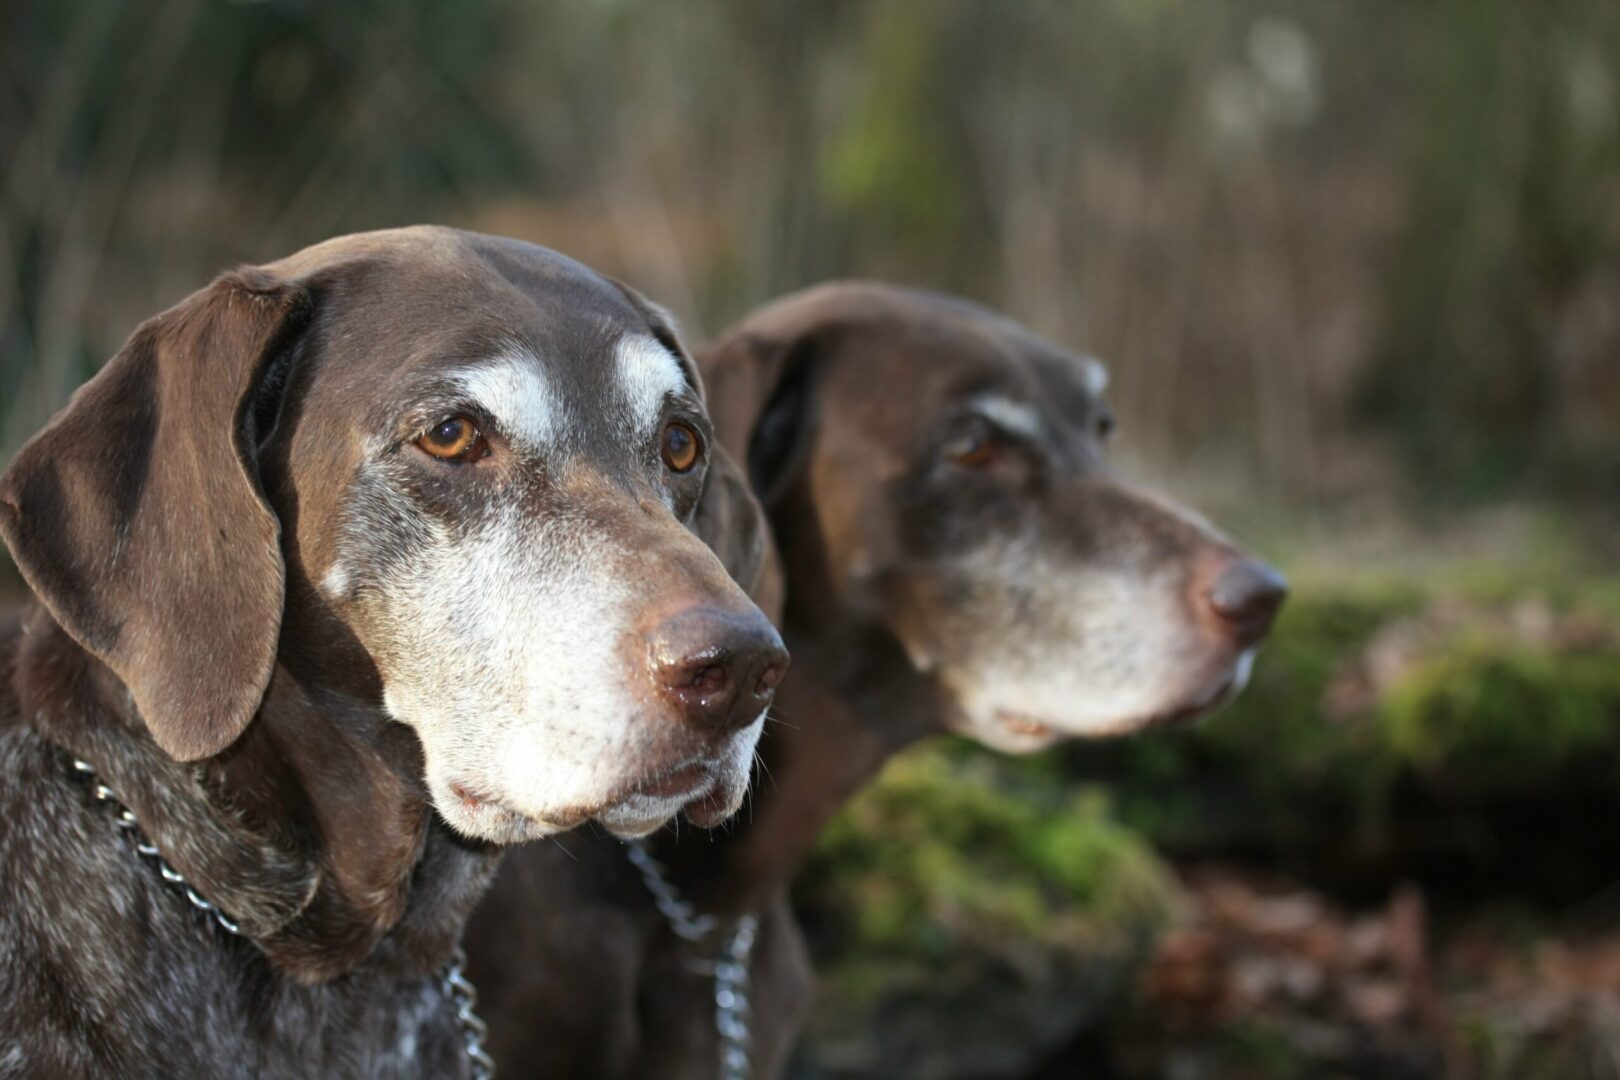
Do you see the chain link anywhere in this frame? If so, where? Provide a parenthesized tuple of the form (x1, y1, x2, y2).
(68, 754, 496, 1079)
(443, 946, 497, 1080)
(714, 914, 759, 1080)
(70, 757, 247, 937)
(627, 841, 759, 1080)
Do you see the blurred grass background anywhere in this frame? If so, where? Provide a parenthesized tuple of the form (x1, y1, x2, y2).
(3, 2, 1619, 1077)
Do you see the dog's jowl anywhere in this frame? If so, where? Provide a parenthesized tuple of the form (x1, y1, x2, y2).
(0, 226, 783, 1077)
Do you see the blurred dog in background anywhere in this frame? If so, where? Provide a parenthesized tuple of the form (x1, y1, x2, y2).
(465, 282, 1285, 1078)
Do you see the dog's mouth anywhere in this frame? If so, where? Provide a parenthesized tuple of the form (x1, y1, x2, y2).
(630, 756, 719, 801)
(988, 650, 1258, 744)
(1149, 652, 1253, 728)
(447, 759, 718, 825)
(994, 711, 1058, 741)
(590, 753, 741, 837)
(432, 713, 766, 842)
(476, 747, 741, 840)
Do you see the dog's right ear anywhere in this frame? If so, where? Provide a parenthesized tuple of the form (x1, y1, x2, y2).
(0, 271, 312, 762)
(700, 330, 821, 509)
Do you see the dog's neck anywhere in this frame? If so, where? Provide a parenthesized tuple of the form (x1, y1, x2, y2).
(662, 620, 945, 915)
(17, 605, 498, 983)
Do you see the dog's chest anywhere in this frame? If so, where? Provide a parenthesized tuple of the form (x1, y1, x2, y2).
(0, 726, 471, 1079)
(250, 972, 468, 1079)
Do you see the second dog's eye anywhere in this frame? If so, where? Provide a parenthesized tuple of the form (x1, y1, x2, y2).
(661, 422, 701, 473)
(943, 421, 1000, 469)
(417, 416, 488, 461)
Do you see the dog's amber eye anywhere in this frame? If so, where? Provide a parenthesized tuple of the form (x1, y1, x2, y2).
(417, 416, 487, 461)
(944, 425, 999, 468)
(661, 422, 701, 473)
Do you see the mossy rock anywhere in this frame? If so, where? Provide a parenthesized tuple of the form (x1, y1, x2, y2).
(1379, 633, 1620, 780)
(795, 746, 1177, 1078)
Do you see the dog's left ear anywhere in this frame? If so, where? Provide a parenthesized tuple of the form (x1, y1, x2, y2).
(700, 328, 823, 511)
(692, 445, 783, 619)
(0, 270, 311, 761)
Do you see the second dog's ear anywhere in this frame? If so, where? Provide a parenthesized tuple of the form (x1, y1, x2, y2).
(0, 271, 312, 762)
(701, 330, 820, 509)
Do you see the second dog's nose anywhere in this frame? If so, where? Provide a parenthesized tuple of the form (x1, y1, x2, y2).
(1205, 558, 1288, 647)
(648, 608, 790, 733)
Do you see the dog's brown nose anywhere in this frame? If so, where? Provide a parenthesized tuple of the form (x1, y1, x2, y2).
(1204, 557, 1288, 647)
(648, 608, 790, 733)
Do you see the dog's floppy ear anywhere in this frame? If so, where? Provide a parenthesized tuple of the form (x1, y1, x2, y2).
(691, 445, 783, 619)
(0, 270, 312, 761)
(700, 330, 821, 510)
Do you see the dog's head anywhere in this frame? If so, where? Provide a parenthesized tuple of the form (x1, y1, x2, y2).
(704, 282, 1283, 753)
(0, 226, 784, 841)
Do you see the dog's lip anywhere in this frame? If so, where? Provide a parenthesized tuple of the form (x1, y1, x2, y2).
(1149, 666, 1242, 729)
(994, 711, 1055, 739)
(441, 753, 729, 833)
(679, 775, 736, 828)
(442, 779, 589, 830)
(632, 758, 717, 800)
(990, 661, 1245, 738)
(449, 779, 490, 810)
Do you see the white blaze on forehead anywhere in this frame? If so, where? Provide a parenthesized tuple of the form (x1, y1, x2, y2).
(454, 352, 560, 450)
(615, 335, 688, 429)
(968, 394, 1044, 440)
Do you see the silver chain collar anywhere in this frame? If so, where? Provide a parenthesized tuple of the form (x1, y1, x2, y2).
(68, 756, 497, 1080)
(626, 841, 759, 1080)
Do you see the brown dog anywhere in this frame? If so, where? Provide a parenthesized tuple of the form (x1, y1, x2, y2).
(463, 282, 1286, 1078)
(0, 227, 783, 1077)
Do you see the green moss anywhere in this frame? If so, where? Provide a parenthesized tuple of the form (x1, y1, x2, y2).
(1380, 638, 1620, 776)
(802, 746, 1177, 1000)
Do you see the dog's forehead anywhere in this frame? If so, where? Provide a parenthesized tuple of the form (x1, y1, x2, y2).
(313, 232, 642, 349)
(290, 229, 690, 439)
(838, 313, 1107, 422)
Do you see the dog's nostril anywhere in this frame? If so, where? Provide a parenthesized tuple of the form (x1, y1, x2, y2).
(689, 664, 729, 695)
(755, 664, 786, 697)
(1206, 558, 1288, 645)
